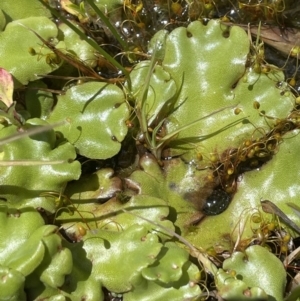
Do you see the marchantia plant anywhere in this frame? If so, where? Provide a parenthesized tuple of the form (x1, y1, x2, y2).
(1, 0, 300, 300)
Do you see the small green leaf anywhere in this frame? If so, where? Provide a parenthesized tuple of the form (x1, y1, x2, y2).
(0, 17, 61, 88)
(59, 21, 98, 68)
(6, 225, 59, 277)
(0, 118, 81, 208)
(124, 257, 201, 301)
(60, 241, 104, 301)
(142, 242, 190, 283)
(215, 268, 268, 301)
(0, 265, 26, 301)
(0, 205, 45, 267)
(47, 82, 130, 159)
(65, 168, 122, 201)
(84, 225, 162, 293)
(0, 0, 51, 22)
(25, 81, 54, 119)
(222, 245, 286, 301)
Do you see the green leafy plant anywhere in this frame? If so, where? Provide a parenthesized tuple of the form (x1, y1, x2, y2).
(0, 1, 300, 300)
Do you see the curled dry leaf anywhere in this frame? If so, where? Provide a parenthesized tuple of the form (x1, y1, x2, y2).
(248, 25, 300, 56)
(0, 68, 13, 108)
(223, 22, 300, 56)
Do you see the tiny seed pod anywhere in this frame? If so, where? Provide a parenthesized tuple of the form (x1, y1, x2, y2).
(291, 46, 300, 57)
(0, 117, 7, 124)
(280, 244, 288, 253)
(247, 148, 255, 158)
(125, 120, 134, 128)
(45, 54, 52, 65)
(210, 153, 218, 163)
(227, 167, 234, 175)
(239, 153, 247, 162)
(228, 269, 236, 277)
(202, 189, 231, 216)
(288, 77, 296, 87)
(251, 214, 262, 224)
(254, 143, 264, 151)
(243, 140, 252, 147)
(137, 22, 145, 29)
(207, 174, 214, 182)
(253, 63, 261, 73)
(28, 47, 36, 56)
(206, 246, 217, 257)
(204, 3, 213, 10)
(261, 64, 270, 74)
(266, 141, 277, 151)
(135, 2, 143, 13)
(273, 132, 281, 140)
(267, 222, 276, 231)
(196, 152, 203, 161)
(262, 227, 269, 236)
(258, 48, 264, 57)
(171, 2, 182, 15)
(77, 79, 85, 85)
(221, 15, 230, 22)
(234, 107, 242, 115)
(53, 55, 62, 65)
(78, 225, 87, 237)
(253, 100, 260, 110)
(44, 53, 61, 66)
(256, 150, 269, 158)
(282, 233, 291, 243)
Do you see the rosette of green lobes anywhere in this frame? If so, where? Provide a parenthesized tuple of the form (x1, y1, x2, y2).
(128, 20, 295, 240)
(131, 19, 294, 160)
(127, 241, 201, 301)
(219, 245, 286, 301)
(59, 225, 200, 301)
(56, 225, 161, 301)
(58, 177, 175, 239)
(0, 16, 62, 88)
(0, 118, 81, 211)
(47, 81, 130, 159)
(0, 205, 72, 301)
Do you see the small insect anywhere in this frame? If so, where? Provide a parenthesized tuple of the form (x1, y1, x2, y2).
(202, 188, 231, 216)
